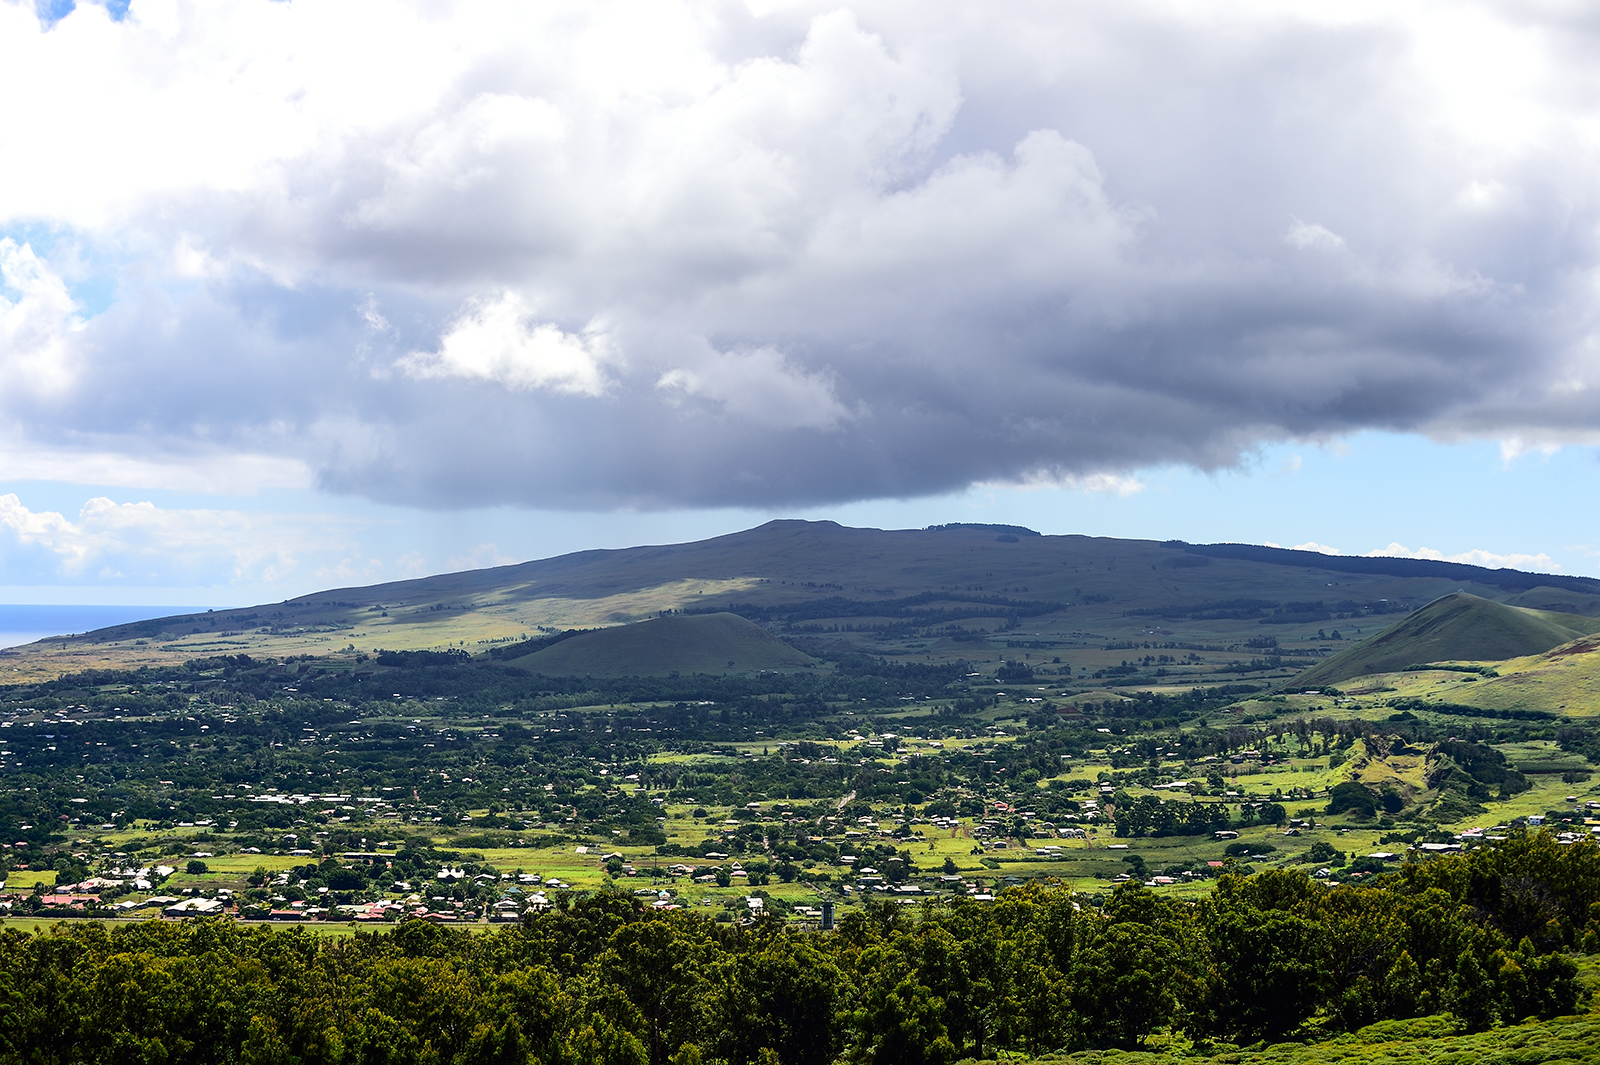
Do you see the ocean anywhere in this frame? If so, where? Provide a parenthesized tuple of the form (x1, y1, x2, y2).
(0, 605, 206, 650)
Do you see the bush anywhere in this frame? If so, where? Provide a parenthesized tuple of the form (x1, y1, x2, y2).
(997, 661, 1035, 683)
(1308, 840, 1344, 865)
(185, 860, 209, 875)
(1327, 781, 1376, 818)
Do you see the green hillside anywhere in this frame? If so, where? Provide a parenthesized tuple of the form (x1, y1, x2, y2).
(8, 518, 1600, 688)
(1504, 586, 1600, 617)
(969, 1010, 1600, 1065)
(1296, 593, 1600, 687)
(508, 612, 818, 676)
(1366, 630, 1600, 717)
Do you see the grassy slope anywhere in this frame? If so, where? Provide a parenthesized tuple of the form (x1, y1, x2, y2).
(1296, 594, 1600, 687)
(1345, 633, 1600, 718)
(2, 519, 1591, 682)
(1506, 587, 1600, 617)
(508, 612, 818, 676)
(1459, 636, 1600, 717)
(957, 1010, 1600, 1065)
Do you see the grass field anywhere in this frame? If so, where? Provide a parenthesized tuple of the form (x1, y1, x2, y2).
(956, 1011, 1600, 1065)
(1293, 638, 1600, 720)
(5, 869, 56, 890)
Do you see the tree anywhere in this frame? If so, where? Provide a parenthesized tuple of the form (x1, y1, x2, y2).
(847, 968, 956, 1065)
(1327, 782, 1376, 818)
(567, 1019, 649, 1065)
(1072, 921, 1179, 1048)
(1199, 872, 1323, 1041)
(597, 918, 708, 1065)
(1308, 841, 1343, 865)
(710, 940, 839, 1065)
(457, 1017, 530, 1065)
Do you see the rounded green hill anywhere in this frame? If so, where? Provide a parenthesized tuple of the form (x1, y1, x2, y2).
(1297, 592, 1600, 687)
(507, 612, 817, 676)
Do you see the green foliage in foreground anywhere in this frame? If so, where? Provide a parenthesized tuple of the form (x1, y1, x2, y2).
(0, 833, 1597, 1065)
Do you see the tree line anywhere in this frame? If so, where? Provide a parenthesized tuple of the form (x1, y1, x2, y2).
(0, 832, 1593, 1065)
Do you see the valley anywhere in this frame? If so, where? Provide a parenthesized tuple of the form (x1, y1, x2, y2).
(4, 520, 1600, 1062)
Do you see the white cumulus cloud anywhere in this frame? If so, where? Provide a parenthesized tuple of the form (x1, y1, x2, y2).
(0, 492, 366, 586)
(400, 293, 613, 396)
(1366, 542, 1562, 573)
(0, 239, 82, 397)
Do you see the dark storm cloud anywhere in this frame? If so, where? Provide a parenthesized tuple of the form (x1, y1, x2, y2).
(3, 0, 1598, 508)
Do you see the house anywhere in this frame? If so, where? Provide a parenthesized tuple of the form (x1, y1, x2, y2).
(72, 877, 123, 891)
(164, 898, 226, 917)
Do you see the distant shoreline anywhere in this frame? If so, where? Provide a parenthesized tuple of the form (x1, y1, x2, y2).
(0, 606, 206, 650)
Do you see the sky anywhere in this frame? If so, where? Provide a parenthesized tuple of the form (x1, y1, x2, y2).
(2, 0, 1599, 609)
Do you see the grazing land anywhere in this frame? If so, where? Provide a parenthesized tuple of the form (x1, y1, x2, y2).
(507, 612, 819, 675)
(4, 520, 1600, 1062)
